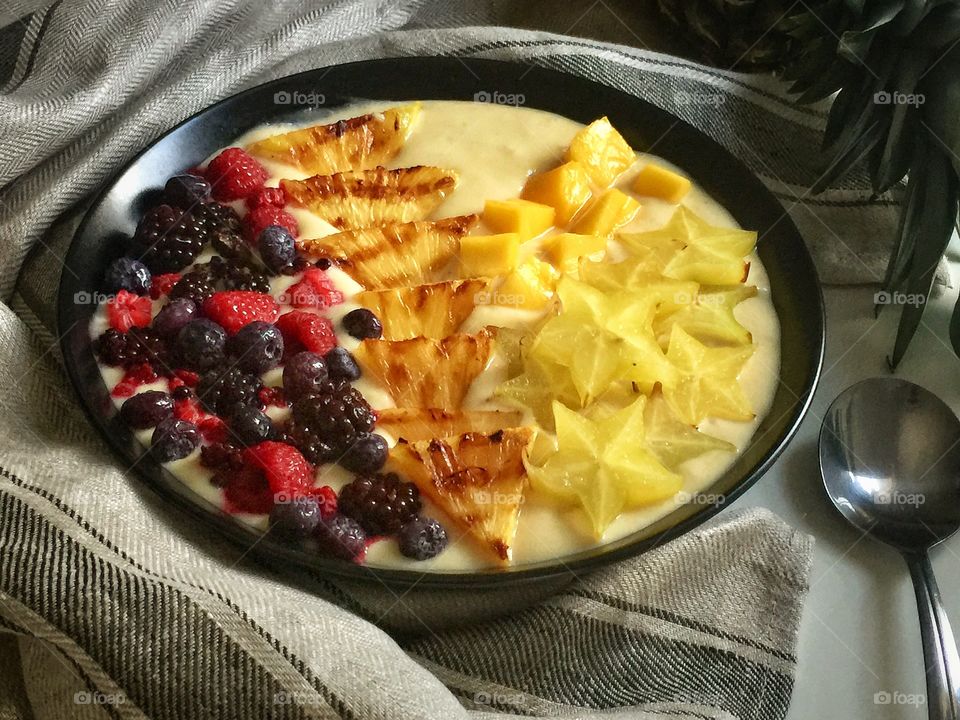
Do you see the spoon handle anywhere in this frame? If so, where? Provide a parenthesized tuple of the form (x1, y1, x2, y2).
(906, 552, 960, 720)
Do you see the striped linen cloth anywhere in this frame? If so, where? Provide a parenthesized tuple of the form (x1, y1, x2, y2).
(0, 1, 865, 718)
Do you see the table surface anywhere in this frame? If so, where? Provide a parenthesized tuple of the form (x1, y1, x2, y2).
(738, 274, 960, 719)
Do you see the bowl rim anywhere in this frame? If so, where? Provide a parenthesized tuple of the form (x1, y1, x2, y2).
(58, 56, 826, 589)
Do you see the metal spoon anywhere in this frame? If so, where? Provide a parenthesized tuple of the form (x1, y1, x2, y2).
(820, 377, 960, 720)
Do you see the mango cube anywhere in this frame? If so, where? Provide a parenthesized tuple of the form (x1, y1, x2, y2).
(459, 233, 519, 277)
(521, 161, 593, 226)
(496, 258, 560, 310)
(484, 198, 555, 240)
(571, 189, 641, 237)
(566, 117, 636, 187)
(632, 163, 692, 203)
(542, 232, 607, 272)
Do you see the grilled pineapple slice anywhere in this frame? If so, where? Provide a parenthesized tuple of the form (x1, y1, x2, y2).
(281, 166, 457, 230)
(356, 279, 488, 339)
(246, 103, 421, 174)
(298, 215, 476, 289)
(356, 328, 496, 408)
(389, 428, 534, 561)
(377, 408, 523, 442)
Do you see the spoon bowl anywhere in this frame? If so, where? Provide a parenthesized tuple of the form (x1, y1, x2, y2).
(820, 377, 960, 551)
(820, 377, 960, 720)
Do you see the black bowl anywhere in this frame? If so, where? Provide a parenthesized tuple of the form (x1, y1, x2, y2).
(59, 57, 824, 621)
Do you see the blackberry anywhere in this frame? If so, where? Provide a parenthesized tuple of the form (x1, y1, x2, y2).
(95, 328, 171, 371)
(169, 269, 216, 306)
(289, 381, 375, 463)
(398, 517, 449, 560)
(221, 264, 270, 293)
(338, 472, 421, 535)
(196, 367, 262, 417)
(132, 204, 208, 273)
(193, 201, 243, 241)
(171, 385, 193, 401)
(316, 514, 367, 561)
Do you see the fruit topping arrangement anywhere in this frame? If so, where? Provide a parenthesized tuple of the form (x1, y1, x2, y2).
(92, 101, 765, 568)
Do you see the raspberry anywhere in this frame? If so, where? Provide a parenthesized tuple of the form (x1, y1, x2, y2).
(223, 467, 274, 514)
(206, 148, 268, 202)
(198, 416, 229, 443)
(150, 273, 181, 299)
(246, 187, 286, 210)
(112, 363, 158, 398)
(276, 310, 337, 356)
(310, 485, 338, 518)
(338, 473, 421, 535)
(173, 396, 204, 424)
(243, 441, 314, 495)
(285, 268, 343, 310)
(107, 290, 152, 332)
(202, 291, 279, 335)
(245, 204, 298, 242)
(259, 386, 286, 408)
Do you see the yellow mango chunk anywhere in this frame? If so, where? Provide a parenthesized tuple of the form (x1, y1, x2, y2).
(484, 198, 555, 240)
(522, 161, 593, 225)
(496, 257, 560, 310)
(566, 117, 636, 187)
(632, 163, 692, 203)
(542, 232, 607, 272)
(571, 189, 641, 237)
(459, 233, 519, 277)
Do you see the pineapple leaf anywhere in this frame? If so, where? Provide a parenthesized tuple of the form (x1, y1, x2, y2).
(874, 47, 928, 192)
(889, 141, 959, 368)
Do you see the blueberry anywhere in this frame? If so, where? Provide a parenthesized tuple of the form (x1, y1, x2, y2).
(152, 297, 197, 337)
(324, 347, 361, 381)
(270, 495, 321, 542)
(342, 308, 382, 340)
(120, 390, 173, 429)
(150, 417, 200, 462)
(398, 517, 448, 560)
(340, 433, 388, 474)
(176, 318, 226, 370)
(282, 351, 328, 397)
(104, 257, 151, 295)
(316, 514, 367, 561)
(227, 321, 284, 374)
(164, 174, 211, 209)
(228, 405, 274, 446)
(258, 225, 296, 274)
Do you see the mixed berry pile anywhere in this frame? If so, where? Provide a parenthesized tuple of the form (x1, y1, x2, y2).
(93, 148, 448, 563)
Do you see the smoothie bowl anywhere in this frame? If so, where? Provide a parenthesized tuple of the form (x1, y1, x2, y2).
(60, 58, 823, 601)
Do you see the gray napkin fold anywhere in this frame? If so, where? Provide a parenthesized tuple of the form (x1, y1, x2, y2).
(0, 2, 823, 719)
